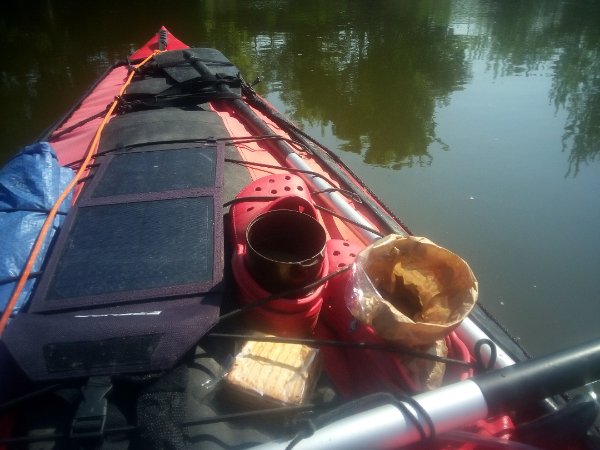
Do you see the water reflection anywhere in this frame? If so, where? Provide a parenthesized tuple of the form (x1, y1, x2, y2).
(0, 0, 598, 174)
(194, 0, 598, 175)
(548, 1, 600, 176)
(198, 0, 468, 169)
(0, 1, 148, 156)
(457, 0, 600, 176)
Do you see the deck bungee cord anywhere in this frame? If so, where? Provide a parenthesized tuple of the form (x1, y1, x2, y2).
(62, 127, 381, 238)
(313, 204, 384, 238)
(216, 266, 352, 324)
(207, 333, 477, 371)
(62, 134, 310, 171)
(225, 195, 383, 237)
(48, 106, 111, 142)
(0, 272, 41, 288)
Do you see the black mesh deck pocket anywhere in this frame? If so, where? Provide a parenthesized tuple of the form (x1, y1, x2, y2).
(5, 296, 220, 380)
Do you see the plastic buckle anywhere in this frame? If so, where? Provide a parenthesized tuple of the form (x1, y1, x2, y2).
(70, 376, 113, 439)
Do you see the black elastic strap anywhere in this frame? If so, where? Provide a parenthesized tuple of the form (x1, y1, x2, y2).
(208, 333, 473, 368)
(223, 195, 278, 208)
(224, 158, 327, 181)
(217, 266, 351, 324)
(311, 187, 363, 204)
(0, 208, 67, 215)
(182, 404, 322, 427)
(49, 107, 110, 141)
(284, 419, 317, 450)
(0, 271, 42, 287)
(158, 29, 168, 51)
(314, 204, 384, 237)
(70, 376, 113, 440)
(284, 392, 436, 449)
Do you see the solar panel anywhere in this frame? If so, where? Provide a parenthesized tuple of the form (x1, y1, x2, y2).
(92, 147, 217, 197)
(4, 71, 231, 381)
(46, 197, 213, 301)
(29, 143, 224, 313)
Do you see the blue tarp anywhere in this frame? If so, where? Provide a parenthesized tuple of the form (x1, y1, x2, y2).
(0, 142, 74, 314)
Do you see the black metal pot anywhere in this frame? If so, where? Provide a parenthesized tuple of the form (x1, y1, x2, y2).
(245, 209, 327, 294)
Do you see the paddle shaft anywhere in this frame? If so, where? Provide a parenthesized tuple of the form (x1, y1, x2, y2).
(220, 84, 382, 242)
(251, 338, 600, 450)
(475, 338, 600, 416)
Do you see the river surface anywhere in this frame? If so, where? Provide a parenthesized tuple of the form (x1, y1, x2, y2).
(1, 0, 599, 357)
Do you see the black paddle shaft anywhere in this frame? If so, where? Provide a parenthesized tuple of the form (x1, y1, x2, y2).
(474, 338, 600, 416)
(183, 50, 217, 82)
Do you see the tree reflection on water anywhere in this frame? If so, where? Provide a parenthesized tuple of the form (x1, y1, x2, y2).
(0, 0, 598, 175)
(199, 0, 468, 169)
(463, 0, 600, 177)
(196, 0, 599, 175)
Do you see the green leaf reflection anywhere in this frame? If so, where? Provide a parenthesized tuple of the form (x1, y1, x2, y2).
(197, 0, 468, 169)
(1, 0, 598, 175)
(466, 0, 600, 176)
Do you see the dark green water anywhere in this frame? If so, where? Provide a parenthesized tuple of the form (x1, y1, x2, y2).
(1, 0, 599, 356)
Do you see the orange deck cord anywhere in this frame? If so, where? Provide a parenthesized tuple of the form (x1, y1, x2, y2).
(0, 50, 162, 336)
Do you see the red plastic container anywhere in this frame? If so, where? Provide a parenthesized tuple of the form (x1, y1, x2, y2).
(229, 174, 329, 336)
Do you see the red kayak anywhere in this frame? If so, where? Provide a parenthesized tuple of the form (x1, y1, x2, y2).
(0, 27, 598, 450)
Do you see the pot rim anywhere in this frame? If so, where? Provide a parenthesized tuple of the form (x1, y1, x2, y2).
(245, 209, 327, 265)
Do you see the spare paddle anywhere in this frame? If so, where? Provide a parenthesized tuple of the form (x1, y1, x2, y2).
(251, 338, 600, 449)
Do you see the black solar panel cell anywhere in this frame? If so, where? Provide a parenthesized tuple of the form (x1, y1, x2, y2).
(46, 197, 214, 301)
(92, 147, 217, 197)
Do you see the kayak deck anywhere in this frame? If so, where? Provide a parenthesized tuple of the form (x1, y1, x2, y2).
(0, 28, 598, 450)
